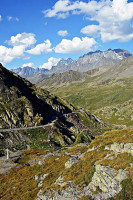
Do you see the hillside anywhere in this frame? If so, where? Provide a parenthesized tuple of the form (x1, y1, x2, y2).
(38, 69, 99, 89)
(0, 128, 133, 200)
(41, 56, 133, 127)
(100, 56, 133, 80)
(0, 63, 71, 128)
(25, 73, 48, 84)
(0, 64, 109, 152)
(0, 55, 133, 200)
(0, 59, 133, 200)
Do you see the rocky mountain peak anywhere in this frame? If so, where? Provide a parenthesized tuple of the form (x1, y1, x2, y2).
(82, 48, 132, 59)
(11, 49, 132, 77)
(57, 58, 74, 65)
(75, 48, 132, 72)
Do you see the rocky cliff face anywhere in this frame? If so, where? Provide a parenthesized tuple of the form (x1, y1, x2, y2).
(48, 58, 74, 74)
(0, 63, 72, 128)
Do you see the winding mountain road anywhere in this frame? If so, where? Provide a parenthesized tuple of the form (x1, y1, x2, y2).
(0, 124, 52, 133)
(0, 112, 78, 133)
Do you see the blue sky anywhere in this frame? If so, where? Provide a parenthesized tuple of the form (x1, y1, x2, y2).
(0, 0, 133, 69)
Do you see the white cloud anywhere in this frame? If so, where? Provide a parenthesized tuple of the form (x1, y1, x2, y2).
(22, 62, 35, 68)
(27, 40, 52, 55)
(112, 0, 133, 21)
(84, 0, 133, 42)
(44, 0, 133, 42)
(0, 45, 25, 64)
(43, 0, 70, 19)
(0, 15, 2, 22)
(0, 33, 53, 65)
(43, 0, 107, 19)
(93, 0, 133, 42)
(0, 33, 37, 65)
(7, 32, 36, 47)
(55, 37, 96, 54)
(7, 16, 19, 22)
(0, 32, 53, 65)
(81, 25, 100, 37)
(57, 30, 68, 37)
(39, 57, 61, 70)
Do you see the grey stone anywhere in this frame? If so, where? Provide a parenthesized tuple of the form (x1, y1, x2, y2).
(105, 143, 133, 155)
(65, 156, 79, 169)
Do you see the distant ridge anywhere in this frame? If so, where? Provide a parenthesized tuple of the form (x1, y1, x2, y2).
(11, 49, 132, 78)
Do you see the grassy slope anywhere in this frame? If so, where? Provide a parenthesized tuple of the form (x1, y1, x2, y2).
(52, 78, 133, 126)
(0, 128, 133, 200)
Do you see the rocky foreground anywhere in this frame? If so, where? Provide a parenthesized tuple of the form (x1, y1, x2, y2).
(0, 128, 133, 200)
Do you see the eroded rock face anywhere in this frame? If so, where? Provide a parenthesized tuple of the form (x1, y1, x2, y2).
(36, 174, 48, 188)
(36, 164, 128, 200)
(87, 165, 127, 200)
(105, 143, 133, 155)
(55, 176, 69, 187)
(36, 142, 132, 200)
(65, 155, 79, 169)
(37, 179, 80, 200)
(37, 187, 80, 200)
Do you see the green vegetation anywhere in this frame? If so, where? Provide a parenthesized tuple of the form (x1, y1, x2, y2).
(89, 128, 133, 148)
(17, 155, 30, 164)
(22, 127, 52, 149)
(52, 78, 133, 126)
(1, 64, 105, 151)
(98, 152, 133, 170)
(113, 178, 133, 200)
(0, 58, 133, 199)
(0, 128, 132, 200)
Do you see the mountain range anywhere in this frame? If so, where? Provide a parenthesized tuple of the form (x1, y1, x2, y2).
(11, 58, 73, 77)
(11, 49, 132, 80)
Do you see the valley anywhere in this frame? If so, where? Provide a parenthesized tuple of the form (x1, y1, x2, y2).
(52, 77, 133, 126)
(1, 0, 133, 199)
(0, 49, 133, 200)
(35, 53, 133, 127)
